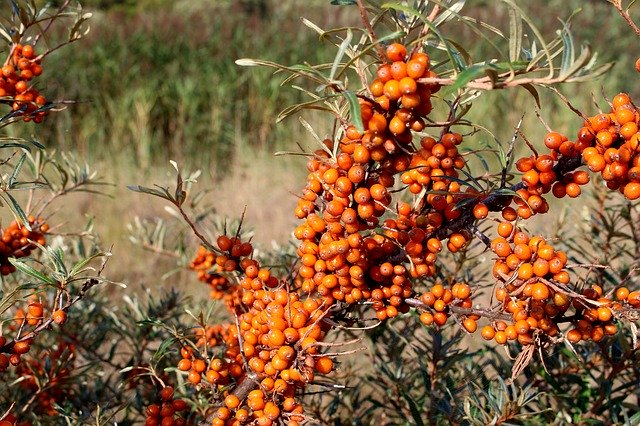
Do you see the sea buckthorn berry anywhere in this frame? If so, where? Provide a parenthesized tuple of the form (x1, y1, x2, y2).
(462, 318, 477, 333)
(473, 203, 488, 219)
(160, 386, 174, 401)
(386, 43, 407, 62)
(481, 325, 495, 340)
(544, 132, 564, 150)
(531, 282, 550, 301)
(616, 287, 630, 301)
(497, 221, 513, 238)
(53, 309, 67, 324)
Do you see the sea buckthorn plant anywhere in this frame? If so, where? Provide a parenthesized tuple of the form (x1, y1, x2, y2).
(2, 0, 640, 425)
(125, 1, 640, 425)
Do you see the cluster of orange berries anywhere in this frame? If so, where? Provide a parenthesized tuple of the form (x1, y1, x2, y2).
(580, 93, 640, 200)
(185, 234, 334, 425)
(368, 43, 437, 136)
(485, 223, 625, 346)
(513, 131, 591, 219)
(145, 386, 189, 426)
(0, 335, 31, 372)
(0, 413, 30, 426)
(2, 305, 66, 370)
(417, 282, 475, 330)
(490, 222, 570, 286)
(15, 340, 75, 416)
(177, 324, 243, 387)
(0, 43, 48, 123)
(209, 288, 330, 425)
(215, 388, 305, 426)
(0, 217, 48, 275)
(291, 45, 451, 321)
(190, 245, 235, 304)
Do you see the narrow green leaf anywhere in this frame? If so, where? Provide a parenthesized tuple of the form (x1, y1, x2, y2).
(508, 5, 522, 62)
(433, 0, 466, 27)
(9, 258, 56, 285)
(330, 0, 356, 4)
(559, 21, 575, 77)
(329, 29, 352, 81)
(127, 185, 170, 200)
(342, 91, 364, 134)
(8, 153, 26, 189)
(69, 252, 108, 277)
(520, 83, 541, 108)
(277, 101, 332, 123)
(444, 63, 498, 94)
(5, 192, 29, 230)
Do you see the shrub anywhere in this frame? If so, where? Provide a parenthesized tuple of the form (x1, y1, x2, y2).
(1, 1, 640, 425)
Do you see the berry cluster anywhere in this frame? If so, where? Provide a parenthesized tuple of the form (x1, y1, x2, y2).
(145, 386, 189, 426)
(0, 43, 48, 123)
(178, 41, 640, 425)
(14, 340, 75, 416)
(581, 93, 640, 199)
(177, 324, 243, 387)
(0, 216, 48, 275)
(0, 413, 30, 426)
(484, 222, 626, 346)
(190, 245, 235, 305)
(417, 282, 475, 329)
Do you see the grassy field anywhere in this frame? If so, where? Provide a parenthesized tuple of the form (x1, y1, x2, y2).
(14, 0, 640, 288)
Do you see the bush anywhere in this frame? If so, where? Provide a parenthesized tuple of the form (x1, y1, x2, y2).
(0, 1, 639, 425)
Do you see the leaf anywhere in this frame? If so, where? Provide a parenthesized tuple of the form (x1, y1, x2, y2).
(329, 29, 352, 81)
(69, 251, 109, 278)
(127, 185, 170, 200)
(9, 258, 56, 285)
(342, 91, 364, 134)
(520, 83, 541, 108)
(558, 20, 575, 77)
(508, 5, 522, 62)
(444, 63, 498, 94)
(8, 153, 26, 189)
(330, 0, 356, 4)
(4, 192, 29, 230)
(433, 0, 466, 27)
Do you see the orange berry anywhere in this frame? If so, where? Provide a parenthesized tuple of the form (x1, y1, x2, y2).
(386, 43, 407, 62)
(481, 325, 495, 340)
(531, 282, 550, 300)
(566, 329, 582, 343)
(462, 317, 477, 333)
(615, 287, 630, 301)
(497, 221, 513, 238)
(315, 356, 334, 374)
(473, 203, 488, 219)
(225, 394, 241, 409)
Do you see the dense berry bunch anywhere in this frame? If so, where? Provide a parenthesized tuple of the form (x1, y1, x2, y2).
(0, 43, 48, 123)
(14, 340, 76, 416)
(178, 39, 640, 424)
(190, 245, 235, 305)
(417, 282, 475, 329)
(0, 216, 47, 275)
(145, 386, 189, 426)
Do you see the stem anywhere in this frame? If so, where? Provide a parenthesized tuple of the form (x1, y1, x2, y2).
(355, 0, 386, 63)
(610, 0, 640, 36)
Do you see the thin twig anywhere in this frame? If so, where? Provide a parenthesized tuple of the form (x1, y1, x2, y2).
(355, 0, 386, 63)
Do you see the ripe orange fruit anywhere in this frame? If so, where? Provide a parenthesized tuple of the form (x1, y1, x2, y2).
(386, 43, 407, 62)
(531, 282, 550, 300)
(473, 203, 488, 219)
(481, 325, 495, 340)
(462, 317, 477, 333)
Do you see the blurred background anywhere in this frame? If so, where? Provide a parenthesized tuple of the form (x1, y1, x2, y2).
(14, 0, 639, 288)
